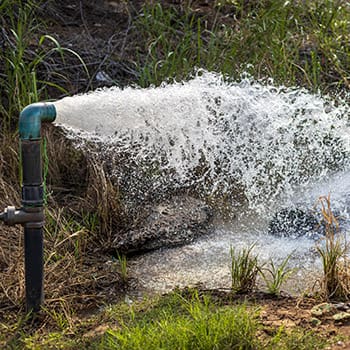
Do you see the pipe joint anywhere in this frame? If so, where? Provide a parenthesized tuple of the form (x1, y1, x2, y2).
(0, 206, 44, 227)
(22, 185, 44, 207)
(19, 102, 56, 140)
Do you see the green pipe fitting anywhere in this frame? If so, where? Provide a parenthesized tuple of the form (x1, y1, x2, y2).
(19, 102, 56, 140)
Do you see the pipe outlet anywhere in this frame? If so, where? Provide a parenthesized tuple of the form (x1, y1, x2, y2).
(19, 102, 56, 140)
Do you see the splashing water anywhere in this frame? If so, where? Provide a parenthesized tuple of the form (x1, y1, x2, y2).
(55, 72, 350, 212)
(54, 71, 350, 293)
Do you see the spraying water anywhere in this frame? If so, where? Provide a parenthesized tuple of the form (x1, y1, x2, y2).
(54, 71, 350, 293)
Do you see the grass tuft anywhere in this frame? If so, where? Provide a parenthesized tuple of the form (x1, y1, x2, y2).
(316, 194, 350, 300)
(230, 243, 260, 294)
(100, 292, 260, 350)
(260, 254, 295, 296)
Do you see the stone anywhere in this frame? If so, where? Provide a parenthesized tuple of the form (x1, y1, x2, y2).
(309, 317, 322, 326)
(311, 303, 334, 317)
(333, 312, 350, 321)
(113, 195, 213, 254)
(268, 207, 319, 238)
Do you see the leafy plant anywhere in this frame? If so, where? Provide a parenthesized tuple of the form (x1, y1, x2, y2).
(260, 254, 295, 296)
(230, 244, 260, 293)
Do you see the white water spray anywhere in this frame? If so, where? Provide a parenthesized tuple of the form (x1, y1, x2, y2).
(54, 72, 350, 213)
(54, 72, 350, 293)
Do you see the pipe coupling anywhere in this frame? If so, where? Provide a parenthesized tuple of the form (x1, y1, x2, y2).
(0, 206, 44, 226)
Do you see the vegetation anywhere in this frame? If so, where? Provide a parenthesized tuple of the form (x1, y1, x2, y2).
(316, 195, 350, 300)
(0, 290, 328, 349)
(0, 0, 87, 131)
(134, 0, 350, 91)
(117, 253, 128, 284)
(230, 244, 260, 293)
(1, 0, 350, 348)
(260, 255, 295, 296)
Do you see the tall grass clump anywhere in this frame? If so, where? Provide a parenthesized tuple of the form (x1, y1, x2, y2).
(316, 195, 350, 300)
(1, 0, 43, 130)
(99, 292, 260, 350)
(134, 1, 350, 92)
(0, 0, 87, 132)
(230, 244, 260, 293)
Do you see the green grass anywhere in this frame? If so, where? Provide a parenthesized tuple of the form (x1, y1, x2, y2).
(260, 254, 295, 296)
(230, 244, 260, 293)
(0, 290, 329, 349)
(116, 253, 128, 284)
(134, 0, 350, 92)
(100, 296, 259, 349)
(0, 0, 87, 132)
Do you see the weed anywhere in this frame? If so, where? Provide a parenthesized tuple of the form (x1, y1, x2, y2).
(42, 301, 75, 332)
(0, 289, 330, 349)
(117, 253, 128, 284)
(260, 254, 295, 296)
(316, 194, 350, 300)
(230, 244, 260, 293)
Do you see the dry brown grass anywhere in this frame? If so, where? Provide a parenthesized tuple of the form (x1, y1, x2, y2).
(315, 194, 350, 300)
(0, 130, 129, 323)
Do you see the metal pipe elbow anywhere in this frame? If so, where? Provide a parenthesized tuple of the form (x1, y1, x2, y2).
(19, 102, 56, 140)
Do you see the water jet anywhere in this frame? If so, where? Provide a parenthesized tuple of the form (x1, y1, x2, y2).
(0, 102, 56, 313)
(51, 72, 350, 293)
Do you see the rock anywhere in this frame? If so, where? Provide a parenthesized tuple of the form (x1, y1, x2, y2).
(311, 303, 334, 317)
(113, 195, 213, 254)
(333, 312, 350, 321)
(333, 303, 350, 312)
(309, 317, 322, 326)
(268, 207, 319, 238)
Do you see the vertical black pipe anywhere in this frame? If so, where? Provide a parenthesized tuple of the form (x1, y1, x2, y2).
(21, 140, 44, 313)
(24, 227, 44, 312)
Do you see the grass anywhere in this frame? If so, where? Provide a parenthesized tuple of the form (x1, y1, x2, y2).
(230, 244, 260, 293)
(0, 290, 328, 349)
(100, 292, 260, 350)
(134, 1, 350, 92)
(260, 254, 296, 296)
(316, 195, 350, 300)
(116, 253, 128, 284)
(0, 0, 88, 132)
